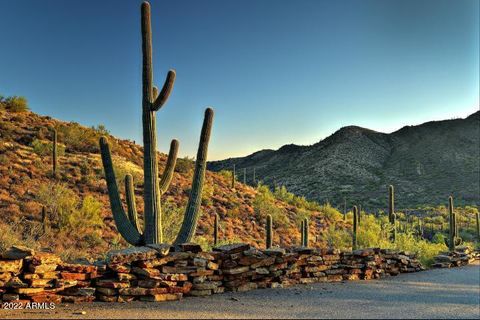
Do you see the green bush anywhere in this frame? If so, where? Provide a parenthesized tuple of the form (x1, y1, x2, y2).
(161, 200, 184, 243)
(1, 95, 29, 112)
(56, 122, 113, 153)
(31, 138, 65, 157)
(253, 184, 289, 227)
(175, 156, 195, 174)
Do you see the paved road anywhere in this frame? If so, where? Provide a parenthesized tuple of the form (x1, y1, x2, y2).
(3, 262, 479, 319)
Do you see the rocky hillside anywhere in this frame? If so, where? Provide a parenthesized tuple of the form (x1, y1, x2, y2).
(0, 109, 346, 261)
(209, 112, 480, 211)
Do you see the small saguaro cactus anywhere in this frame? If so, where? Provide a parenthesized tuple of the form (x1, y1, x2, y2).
(99, 1, 214, 246)
(475, 212, 480, 241)
(266, 214, 273, 249)
(214, 213, 219, 246)
(41, 206, 48, 234)
(51, 127, 57, 177)
(231, 164, 236, 188)
(388, 185, 396, 242)
(352, 205, 358, 250)
(300, 220, 305, 246)
(447, 196, 462, 251)
(303, 217, 309, 247)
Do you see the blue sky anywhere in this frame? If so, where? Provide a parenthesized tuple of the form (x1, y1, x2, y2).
(0, 0, 478, 160)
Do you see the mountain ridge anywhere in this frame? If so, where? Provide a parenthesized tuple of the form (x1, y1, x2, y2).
(208, 111, 480, 210)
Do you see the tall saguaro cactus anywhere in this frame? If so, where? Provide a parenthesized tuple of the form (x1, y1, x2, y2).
(266, 214, 273, 249)
(388, 185, 396, 242)
(475, 211, 480, 241)
(214, 213, 219, 246)
(52, 128, 57, 177)
(303, 218, 309, 247)
(448, 196, 458, 252)
(99, 1, 214, 246)
(352, 205, 358, 250)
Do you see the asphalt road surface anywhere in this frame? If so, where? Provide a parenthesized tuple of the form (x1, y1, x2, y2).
(2, 261, 479, 319)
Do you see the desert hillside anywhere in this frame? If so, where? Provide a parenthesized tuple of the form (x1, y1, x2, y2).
(0, 109, 344, 261)
(209, 112, 480, 210)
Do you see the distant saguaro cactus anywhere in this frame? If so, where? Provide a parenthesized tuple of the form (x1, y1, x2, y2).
(353, 205, 358, 250)
(41, 206, 48, 234)
(266, 214, 273, 249)
(232, 164, 236, 188)
(357, 204, 362, 225)
(447, 196, 462, 251)
(300, 220, 305, 246)
(214, 213, 219, 246)
(51, 128, 57, 177)
(303, 217, 309, 247)
(99, 1, 214, 246)
(253, 167, 256, 185)
(388, 185, 396, 242)
(243, 168, 246, 184)
(475, 212, 480, 241)
(343, 198, 347, 221)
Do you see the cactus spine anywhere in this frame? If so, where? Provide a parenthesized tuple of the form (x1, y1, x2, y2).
(352, 205, 358, 250)
(52, 128, 57, 177)
(303, 218, 309, 247)
(214, 213, 219, 246)
(266, 214, 273, 249)
(99, 1, 214, 246)
(388, 185, 396, 242)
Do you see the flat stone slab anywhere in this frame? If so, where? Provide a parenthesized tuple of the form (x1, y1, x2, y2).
(2, 246, 35, 260)
(213, 243, 251, 254)
(106, 247, 159, 264)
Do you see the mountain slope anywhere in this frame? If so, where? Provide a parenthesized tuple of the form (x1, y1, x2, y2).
(0, 109, 345, 260)
(208, 112, 480, 210)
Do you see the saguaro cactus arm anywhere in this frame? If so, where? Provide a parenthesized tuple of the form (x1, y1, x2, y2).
(125, 174, 141, 233)
(152, 70, 176, 111)
(174, 108, 214, 244)
(159, 139, 179, 194)
(100, 137, 143, 245)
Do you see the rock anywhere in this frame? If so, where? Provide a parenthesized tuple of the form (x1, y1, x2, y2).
(176, 243, 202, 253)
(28, 263, 58, 273)
(106, 247, 159, 264)
(263, 247, 286, 256)
(139, 293, 182, 302)
(214, 243, 250, 254)
(145, 243, 171, 256)
(118, 287, 150, 296)
(31, 252, 62, 266)
(60, 287, 96, 296)
(0, 259, 23, 273)
(2, 246, 35, 260)
(222, 266, 250, 275)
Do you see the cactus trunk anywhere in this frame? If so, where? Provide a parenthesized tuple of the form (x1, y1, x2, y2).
(448, 196, 455, 251)
(353, 205, 358, 250)
(388, 185, 396, 242)
(476, 212, 480, 241)
(214, 213, 219, 246)
(52, 128, 57, 177)
(266, 214, 272, 249)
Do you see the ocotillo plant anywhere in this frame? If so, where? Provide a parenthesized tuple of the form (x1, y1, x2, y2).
(99, 2, 214, 246)
(214, 213, 219, 246)
(388, 185, 396, 242)
(352, 205, 358, 250)
(231, 164, 236, 188)
(51, 128, 57, 177)
(303, 217, 309, 247)
(266, 214, 273, 249)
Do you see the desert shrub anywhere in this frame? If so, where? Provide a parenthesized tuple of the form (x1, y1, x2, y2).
(217, 169, 234, 181)
(2, 95, 29, 112)
(56, 122, 114, 153)
(273, 185, 321, 211)
(294, 207, 311, 225)
(112, 159, 143, 187)
(175, 156, 195, 174)
(201, 182, 214, 206)
(320, 203, 343, 222)
(253, 184, 289, 227)
(162, 200, 184, 243)
(36, 183, 102, 231)
(321, 225, 351, 250)
(31, 138, 66, 157)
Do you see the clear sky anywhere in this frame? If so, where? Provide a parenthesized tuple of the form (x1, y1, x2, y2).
(0, 0, 478, 160)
